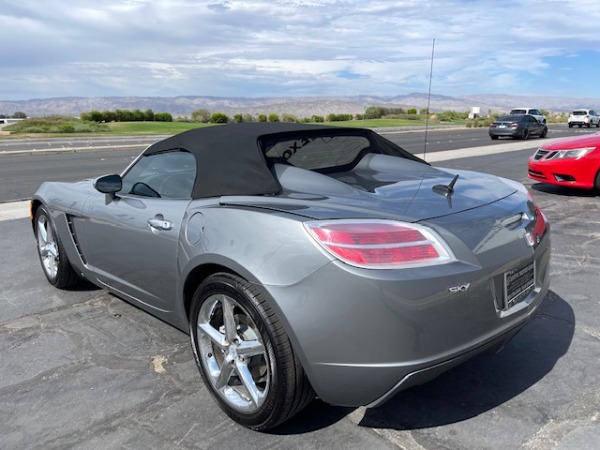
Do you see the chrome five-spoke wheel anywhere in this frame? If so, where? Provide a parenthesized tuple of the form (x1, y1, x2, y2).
(37, 213, 59, 280)
(189, 273, 314, 430)
(34, 205, 80, 288)
(197, 293, 270, 412)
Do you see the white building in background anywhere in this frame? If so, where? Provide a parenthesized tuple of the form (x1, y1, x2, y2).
(468, 107, 481, 119)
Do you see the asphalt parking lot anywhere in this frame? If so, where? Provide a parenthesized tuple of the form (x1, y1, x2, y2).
(1, 140, 599, 449)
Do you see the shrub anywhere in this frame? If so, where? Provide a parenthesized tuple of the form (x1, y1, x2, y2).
(281, 113, 298, 123)
(311, 115, 324, 123)
(58, 125, 75, 133)
(258, 114, 267, 122)
(364, 106, 384, 119)
(191, 109, 211, 123)
(407, 108, 417, 115)
(210, 112, 229, 124)
(326, 113, 353, 122)
(268, 113, 280, 122)
(154, 112, 173, 122)
(233, 114, 244, 123)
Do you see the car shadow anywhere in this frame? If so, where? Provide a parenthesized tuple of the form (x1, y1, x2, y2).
(65, 279, 102, 291)
(531, 183, 599, 197)
(269, 289, 573, 434)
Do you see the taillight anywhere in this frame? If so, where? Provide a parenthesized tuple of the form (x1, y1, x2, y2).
(303, 220, 455, 269)
(510, 122, 519, 128)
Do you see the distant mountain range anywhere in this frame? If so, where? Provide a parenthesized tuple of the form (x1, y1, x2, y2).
(1, 93, 599, 118)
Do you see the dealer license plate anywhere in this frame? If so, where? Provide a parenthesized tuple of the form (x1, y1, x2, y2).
(504, 262, 535, 308)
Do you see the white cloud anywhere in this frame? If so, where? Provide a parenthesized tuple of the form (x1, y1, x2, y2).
(0, 0, 599, 99)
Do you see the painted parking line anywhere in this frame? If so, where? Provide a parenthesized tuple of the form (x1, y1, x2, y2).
(0, 200, 30, 221)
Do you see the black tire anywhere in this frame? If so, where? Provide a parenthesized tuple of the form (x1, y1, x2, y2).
(595, 171, 600, 192)
(587, 123, 591, 128)
(596, 121, 599, 128)
(189, 273, 314, 430)
(578, 124, 582, 128)
(522, 129, 529, 140)
(491, 135, 499, 140)
(540, 127, 548, 138)
(568, 123, 573, 128)
(34, 205, 80, 289)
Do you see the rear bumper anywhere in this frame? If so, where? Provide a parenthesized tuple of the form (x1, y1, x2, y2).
(489, 129, 521, 138)
(263, 229, 551, 407)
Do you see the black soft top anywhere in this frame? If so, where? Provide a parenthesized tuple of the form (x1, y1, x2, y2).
(142, 122, 423, 199)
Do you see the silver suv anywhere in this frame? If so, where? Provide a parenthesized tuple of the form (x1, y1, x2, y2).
(510, 108, 546, 124)
(568, 109, 600, 128)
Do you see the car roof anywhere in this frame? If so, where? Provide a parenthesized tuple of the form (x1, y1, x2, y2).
(142, 123, 418, 199)
(498, 115, 528, 121)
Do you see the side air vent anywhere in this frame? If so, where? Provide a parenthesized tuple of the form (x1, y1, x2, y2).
(66, 215, 87, 264)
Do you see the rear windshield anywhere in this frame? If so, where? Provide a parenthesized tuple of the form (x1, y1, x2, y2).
(497, 115, 521, 122)
(572, 110, 587, 116)
(261, 133, 372, 172)
(510, 109, 527, 114)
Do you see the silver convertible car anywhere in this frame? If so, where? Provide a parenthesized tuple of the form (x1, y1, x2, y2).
(31, 123, 550, 430)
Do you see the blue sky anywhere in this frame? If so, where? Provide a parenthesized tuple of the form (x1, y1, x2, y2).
(1, 0, 600, 101)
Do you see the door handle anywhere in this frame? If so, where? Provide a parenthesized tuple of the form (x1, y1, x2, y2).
(147, 216, 173, 231)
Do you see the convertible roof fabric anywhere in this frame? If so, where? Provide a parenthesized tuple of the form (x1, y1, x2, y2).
(142, 122, 422, 199)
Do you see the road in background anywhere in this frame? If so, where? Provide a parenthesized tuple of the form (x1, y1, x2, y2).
(1, 125, 597, 203)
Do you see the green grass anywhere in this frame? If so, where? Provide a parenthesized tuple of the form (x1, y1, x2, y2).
(106, 121, 212, 134)
(2, 115, 111, 135)
(1, 116, 469, 138)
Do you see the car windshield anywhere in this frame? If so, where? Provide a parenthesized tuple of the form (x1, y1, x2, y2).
(572, 111, 586, 116)
(261, 132, 372, 172)
(497, 115, 521, 122)
(510, 109, 527, 114)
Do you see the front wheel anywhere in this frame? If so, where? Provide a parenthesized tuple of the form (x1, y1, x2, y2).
(540, 127, 548, 138)
(491, 135, 499, 140)
(35, 205, 80, 288)
(189, 273, 314, 430)
(595, 171, 600, 192)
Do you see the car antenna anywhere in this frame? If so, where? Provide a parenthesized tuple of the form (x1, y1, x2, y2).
(423, 38, 435, 161)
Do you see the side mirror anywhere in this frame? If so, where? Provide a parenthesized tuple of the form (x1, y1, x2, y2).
(94, 174, 122, 194)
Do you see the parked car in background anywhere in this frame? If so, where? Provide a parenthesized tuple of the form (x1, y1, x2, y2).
(31, 123, 551, 430)
(567, 109, 600, 128)
(489, 115, 548, 140)
(510, 108, 546, 124)
(528, 133, 600, 190)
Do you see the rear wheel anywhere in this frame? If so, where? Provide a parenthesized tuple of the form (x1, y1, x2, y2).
(595, 171, 600, 192)
(596, 121, 599, 128)
(189, 273, 314, 430)
(568, 123, 573, 128)
(35, 205, 80, 288)
(522, 129, 529, 140)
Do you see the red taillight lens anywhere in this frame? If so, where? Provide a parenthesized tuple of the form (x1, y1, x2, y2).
(304, 220, 454, 269)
